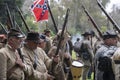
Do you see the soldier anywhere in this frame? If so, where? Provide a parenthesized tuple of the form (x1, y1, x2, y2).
(38, 34, 47, 50)
(48, 46, 66, 80)
(95, 30, 118, 80)
(73, 38, 81, 59)
(48, 30, 72, 80)
(112, 48, 120, 80)
(79, 31, 94, 80)
(43, 29, 52, 54)
(0, 29, 25, 80)
(22, 31, 59, 80)
(112, 36, 120, 80)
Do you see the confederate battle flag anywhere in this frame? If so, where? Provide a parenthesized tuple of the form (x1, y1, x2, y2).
(31, 0, 48, 22)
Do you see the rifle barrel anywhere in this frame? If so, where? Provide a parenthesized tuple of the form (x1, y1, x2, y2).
(97, 0, 120, 33)
(16, 6, 30, 32)
(82, 5, 102, 37)
(47, 2, 58, 33)
(55, 8, 70, 56)
(15, 21, 25, 36)
(0, 22, 8, 34)
(6, 4, 14, 28)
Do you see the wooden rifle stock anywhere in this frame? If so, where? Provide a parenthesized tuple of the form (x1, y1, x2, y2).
(6, 4, 14, 28)
(0, 22, 8, 34)
(96, 0, 120, 33)
(16, 6, 30, 32)
(82, 5, 103, 37)
(47, 2, 58, 33)
(55, 8, 70, 56)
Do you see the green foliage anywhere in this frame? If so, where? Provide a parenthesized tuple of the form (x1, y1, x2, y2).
(101, 26, 107, 32)
(0, 0, 111, 34)
(0, 0, 24, 28)
(26, 16, 39, 32)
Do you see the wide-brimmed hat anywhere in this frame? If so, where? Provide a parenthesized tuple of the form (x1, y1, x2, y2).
(7, 28, 24, 38)
(26, 32, 40, 43)
(102, 30, 117, 40)
(39, 34, 47, 42)
(82, 31, 91, 36)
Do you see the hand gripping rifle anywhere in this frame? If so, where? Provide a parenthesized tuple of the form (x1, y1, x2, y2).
(16, 6, 31, 32)
(96, 0, 120, 33)
(47, 2, 58, 33)
(82, 5, 103, 37)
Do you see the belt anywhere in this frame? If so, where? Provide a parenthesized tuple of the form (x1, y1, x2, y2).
(114, 60, 120, 64)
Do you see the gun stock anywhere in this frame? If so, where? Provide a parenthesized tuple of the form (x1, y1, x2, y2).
(82, 5, 102, 37)
(96, 0, 120, 33)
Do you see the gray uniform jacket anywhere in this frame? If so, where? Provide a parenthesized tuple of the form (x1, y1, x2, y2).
(81, 39, 94, 66)
(95, 45, 117, 80)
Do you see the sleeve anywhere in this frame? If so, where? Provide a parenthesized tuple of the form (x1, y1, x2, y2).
(0, 52, 7, 80)
(22, 50, 33, 76)
(113, 48, 120, 60)
(86, 41, 94, 63)
(42, 50, 52, 69)
(33, 70, 48, 80)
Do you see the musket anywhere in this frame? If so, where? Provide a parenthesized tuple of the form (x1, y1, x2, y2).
(55, 8, 70, 56)
(82, 5, 103, 37)
(96, 0, 120, 33)
(47, 2, 58, 33)
(16, 6, 30, 32)
(15, 21, 26, 36)
(6, 3, 14, 28)
(49, 8, 70, 77)
(0, 22, 8, 34)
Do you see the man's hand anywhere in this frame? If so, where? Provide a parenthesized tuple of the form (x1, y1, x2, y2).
(16, 58, 25, 68)
(47, 73, 55, 80)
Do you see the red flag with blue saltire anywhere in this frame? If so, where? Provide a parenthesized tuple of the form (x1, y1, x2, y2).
(31, 0, 48, 22)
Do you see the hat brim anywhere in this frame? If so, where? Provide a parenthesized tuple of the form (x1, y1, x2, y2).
(17, 34, 25, 38)
(103, 35, 117, 40)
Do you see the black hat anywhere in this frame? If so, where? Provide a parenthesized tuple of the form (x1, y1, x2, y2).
(82, 31, 91, 36)
(102, 30, 117, 40)
(26, 32, 40, 43)
(90, 30, 95, 36)
(8, 28, 24, 38)
(39, 34, 47, 42)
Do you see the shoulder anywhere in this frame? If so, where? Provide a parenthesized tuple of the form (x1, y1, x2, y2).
(95, 45, 108, 58)
(37, 47, 47, 55)
(113, 47, 120, 59)
(0, 47, 9, 59)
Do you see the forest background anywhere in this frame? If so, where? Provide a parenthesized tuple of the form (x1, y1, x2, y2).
(0, 0, 120, 37)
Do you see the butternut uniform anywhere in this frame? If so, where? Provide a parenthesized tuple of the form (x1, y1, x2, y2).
(48, 46, 66, 80)
(112, 48, 120, 80)
(22, 45, 52, 80)
(0, 44, 24, 80)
